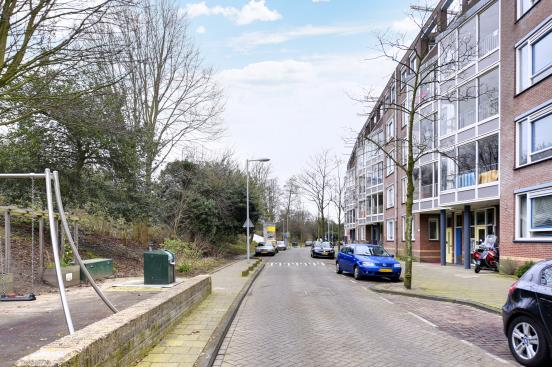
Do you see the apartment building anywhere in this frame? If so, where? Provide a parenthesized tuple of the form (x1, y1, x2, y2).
(344, 0, 552, 265)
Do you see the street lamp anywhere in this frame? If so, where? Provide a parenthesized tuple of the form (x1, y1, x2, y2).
(246, 158, 270, 261)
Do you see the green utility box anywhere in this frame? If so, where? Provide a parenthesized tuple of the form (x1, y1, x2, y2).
(144, 250, 176, 285)
(80, 258, 113, 282)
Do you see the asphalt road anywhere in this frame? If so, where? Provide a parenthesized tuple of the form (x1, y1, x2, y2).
(214, 247, 515, 367)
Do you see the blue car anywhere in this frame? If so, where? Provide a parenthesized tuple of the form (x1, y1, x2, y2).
(336, 244, 401, 281)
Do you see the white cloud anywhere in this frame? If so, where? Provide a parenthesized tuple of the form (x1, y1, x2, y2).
(183, 1, 281, 25)
(196, 25, 206, 34)
(229, 24, 374, 50)
(212, 54, 395, 183)
(312, 0, 330, 2)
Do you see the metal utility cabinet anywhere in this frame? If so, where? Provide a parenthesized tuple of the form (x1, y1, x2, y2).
(144, 250, 176, 285)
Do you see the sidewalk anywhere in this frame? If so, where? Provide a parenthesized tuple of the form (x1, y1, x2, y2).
(372, 262, 516, 313)
(135, 259, 261, 367)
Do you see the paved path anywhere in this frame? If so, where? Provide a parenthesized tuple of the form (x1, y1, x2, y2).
(136, 259, 253, 367)
(373, 261, 515, 311)
(215, 248, 516, 367)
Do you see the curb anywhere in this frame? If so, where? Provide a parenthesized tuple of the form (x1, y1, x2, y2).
(194, 261, 265, 367)
(370, 286, 502, 315)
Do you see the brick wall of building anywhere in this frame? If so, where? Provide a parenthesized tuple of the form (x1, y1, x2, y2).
(499, 0, 552, 262)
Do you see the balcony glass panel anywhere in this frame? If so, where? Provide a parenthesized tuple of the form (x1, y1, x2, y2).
(478, 2, 499, 56)
(478, 134, 499, 184)
(457, 142, 476, 188)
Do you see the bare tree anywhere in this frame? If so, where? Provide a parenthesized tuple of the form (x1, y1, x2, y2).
(355, 7, 488, 289)
(264, 177, 280, 222)
(330, 156, 346, 245)
(283, 176, 299, 238)
(299, 150, 333, 238)
(0, 0, 125, 126)
(98, 0, 224, 190)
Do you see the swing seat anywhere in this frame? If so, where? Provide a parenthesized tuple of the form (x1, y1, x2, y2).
(0, 293, 36, 301)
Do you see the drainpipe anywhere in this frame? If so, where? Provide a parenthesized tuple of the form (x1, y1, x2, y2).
(440, 209, 446, 266)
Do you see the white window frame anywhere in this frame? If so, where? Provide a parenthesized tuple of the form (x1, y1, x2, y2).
(517, 19, 552, 93)
(386, 220, 395, 241)
(386, 149, 395, 176)
(386, 184, 395, 208)
(516, 105, 552, 167)
(517, 0, 540, 20)
(515, 189, 552, 241)
(428, 218, 439, 240)
(402, 215, 416, 241)
(386, 119, 395, 141)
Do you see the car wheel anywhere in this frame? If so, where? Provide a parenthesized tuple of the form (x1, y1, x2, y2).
(335, 262, 342, 274)
(508, 316, 550, 367)
(353, 266, 362, 280)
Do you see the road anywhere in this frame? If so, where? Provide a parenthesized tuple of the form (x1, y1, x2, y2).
(214, 247, 516, 367)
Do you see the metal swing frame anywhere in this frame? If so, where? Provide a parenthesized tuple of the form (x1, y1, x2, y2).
(0, 169, 118, 334)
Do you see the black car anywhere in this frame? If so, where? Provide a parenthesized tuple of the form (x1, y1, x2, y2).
(311, 241, 335, 259)
(502, 260, 552, 366)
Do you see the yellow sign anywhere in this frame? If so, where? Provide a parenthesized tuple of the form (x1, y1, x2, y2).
(266, 226, 276, 232)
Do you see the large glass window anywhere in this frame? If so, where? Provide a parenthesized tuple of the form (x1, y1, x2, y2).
(518, 112, 552, 165)
(386, 150, 395, 176)
(457, 142, 476, 188)
(441, 154, 456, 191)
(478, 134, 499, 184)
(420, 114, 437, 149)
(413, 168, 419, 200)
(440, 32, 457, 79)
(478, 68, 499, 121)
(458, 17, 476, 67)
(517, 0, 540, 19)
(421, 163, 435, 199)
(428, 218, 439, 240)
(386, 185, 395, 208)
(386, 220, 395, 241)
(478, 2, 499, 56)
(517, 190, 552, 240)
(440, 97, 456, 136)
(458, 81, 476, 129)
(533, 31, 552, 75)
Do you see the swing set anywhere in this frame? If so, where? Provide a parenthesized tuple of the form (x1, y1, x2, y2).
(0, 169, 118, 334)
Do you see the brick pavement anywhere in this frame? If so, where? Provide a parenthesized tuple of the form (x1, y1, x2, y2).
(135, 259, 255, 367)
(215, 248, 511, 367)
(373, 261, 516, 311)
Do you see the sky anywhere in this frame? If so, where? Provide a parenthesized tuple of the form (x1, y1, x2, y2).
(177, 0, 420, 184)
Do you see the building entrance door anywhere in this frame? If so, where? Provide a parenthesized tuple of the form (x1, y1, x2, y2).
(446, 228, 453, 263)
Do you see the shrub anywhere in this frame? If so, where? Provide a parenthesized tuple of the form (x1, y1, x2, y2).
(515, 261, 535, 278)
(178, 263, 192, 273)
(499, 259, 517, 276)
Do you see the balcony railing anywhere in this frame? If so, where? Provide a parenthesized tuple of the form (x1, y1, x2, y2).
(479, 31, 499, 56)
(421, 183, 438, 199)
(478, 163, 499, 184)
(457, 169, 476, 188)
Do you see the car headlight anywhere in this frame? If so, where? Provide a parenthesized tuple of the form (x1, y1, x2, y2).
(393, 263, 401, 268)
(361, 261, 375, 267)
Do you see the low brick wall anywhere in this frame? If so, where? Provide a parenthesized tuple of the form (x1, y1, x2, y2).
(16, 275, 211, 367)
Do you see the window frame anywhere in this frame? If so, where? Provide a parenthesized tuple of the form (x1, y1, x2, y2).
(386, 149, 395, 176)
(428, 218, 439, 240)
(517, 0, 540, 20)
(516, 106, 552, 167)
(517, 19, 552, 93)
(515, 189, 552, 241)
(386, 184, 395, 209)
(386, 219, 395, 241)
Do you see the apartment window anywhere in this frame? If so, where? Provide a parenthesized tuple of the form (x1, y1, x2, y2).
(420, 163, 437, 199)
(390, 82, 396, 103)
(358, 175, 366, 194)
(420, 67, 436, 104)
(517, 20, 552, 92)
(401, 68, 408, 90)
(386, 185, 395, 208)
(372, 162, 384, 185)
(478, 134, 499, 184)
(478, 2, 499, 57)
(428, 218, 439, 240)
(409, 54, 417, 73)
(457, 142, 476, 188)
(518, 108, 552, 166)
(413, 167, 420, 200)
(386, 119, 395, 141)
(378, 192, 383, 214)
(441, 154, 456, 191)
(458, 81, 476, 129)
(458, 17, 476, 68)
(517, 0, 540, 19)
(440, 31, 457, 79)
(517, 189, 552, 240)
(386, 150, 395, 176)
(401, 177, 407, 203)
(420, 113, 437, 149)
(478, 68, 499, 121)
(386, 220, 395, 241)
(402, 142, 408, 165)
(440, 95, 456, 136)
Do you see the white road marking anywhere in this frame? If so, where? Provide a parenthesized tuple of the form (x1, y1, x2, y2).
(361, 286, 368, 291)
(350, 280, 358, 284)
(279, 263, 282, 267)
(295, 263, 299, 266)
(270, 263, 274, 266)
(287, 263, 290, 266)
(312, 262, 317, 266)
(460, 339, 474, 347)
(304, 263, 308, 266)
(378, 296, 394, 305)
(320, 262, 326, 266)
(407, 312, 438, 328)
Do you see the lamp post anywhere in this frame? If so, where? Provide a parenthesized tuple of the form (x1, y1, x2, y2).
(246, 158, 270, 261)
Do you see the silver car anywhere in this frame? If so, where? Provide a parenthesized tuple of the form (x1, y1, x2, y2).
(255, 242, 276, 256)
(276, 241, 287, 251)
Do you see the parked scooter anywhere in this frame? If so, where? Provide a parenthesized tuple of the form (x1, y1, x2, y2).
(472, 235, 499, 273)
